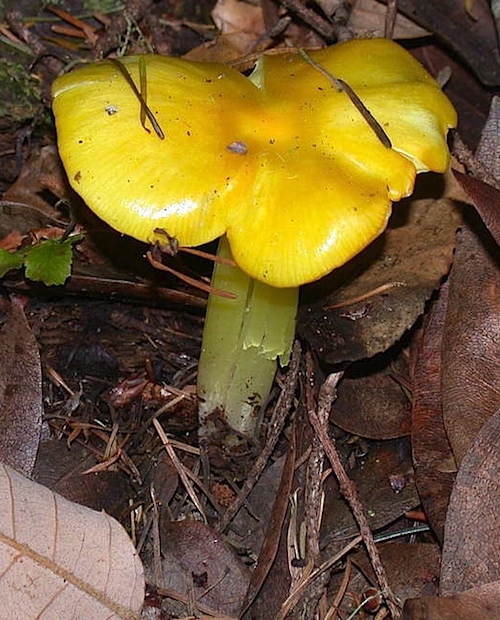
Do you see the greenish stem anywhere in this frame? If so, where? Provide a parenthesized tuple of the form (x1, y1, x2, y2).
(197, 236, 298, 437)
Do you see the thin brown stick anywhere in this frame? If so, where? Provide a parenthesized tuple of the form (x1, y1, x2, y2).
(153, 417, 207, 523)
(279, 0, 335, 39)
(323, 282, 406, 310)
(384, 0, 398, 39)
(304, 353, 342, 560)
(308, 374, 401, 619)
(324, 557, 352, 620)
(146, 250, 237, 300)
(298, 49, 392, 149)
(215, 341, 301, 533)
(274, 535, 363, 620)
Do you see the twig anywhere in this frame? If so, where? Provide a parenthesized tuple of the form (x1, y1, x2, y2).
(90, 0, 153, 59)
(384, 0, 398, 39)
(215, 341, 301, 533)
(298, 49, 392, 149)
(274, 535, 363, 620)
(308, 374, 401, 619)
(278, 0, 336, 40)
(304, 354, 342, 559)
(324, 557, 352, 620)
(153, 417, 207, 522)
(150, 484, 164, 589)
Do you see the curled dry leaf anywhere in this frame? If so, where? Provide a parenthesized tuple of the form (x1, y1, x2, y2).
(0, 462, 144, 619)
(440, 408, 500, 595)
(452, 171, 500, 246)
(410, 282, 456, 544)
(0, 299, 42, 477)
(441, 220, 500, 464)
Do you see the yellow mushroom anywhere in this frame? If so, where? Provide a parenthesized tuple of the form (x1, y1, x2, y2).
(52, 38, 456, 288)
(52, 38, 456, 436)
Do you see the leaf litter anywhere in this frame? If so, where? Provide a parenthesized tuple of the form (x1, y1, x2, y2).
(0, 1, 498, 618)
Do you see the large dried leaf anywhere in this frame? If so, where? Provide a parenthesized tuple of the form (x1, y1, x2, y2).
(440, 408, 500, 595)
(403, 580, 500, 620)
(441, 220, 500, 464)
(0, 462, 144, 619)
(299, 194, 460, 364)
(476, 95, 500, 176)
(388, 0, 500, 86)
(410, 283, 456, 543)
(0, 299, 42, 477)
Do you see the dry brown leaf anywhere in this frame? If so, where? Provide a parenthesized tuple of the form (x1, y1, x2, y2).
(349, 0, 429, 38)
(0, 462, 144, 619)
(185, 0, 265, 62)
(392, 0, 500, 86)
(161, 518, 250, 617)
(453, 171, 500, 245)
(0, 299, 42, 477)
(3, 145, 66, 213)
(410, 283, 455, 544)
(331, 352, 411, 440)
(403, 580, 500, 620)
(476, 96, 500, 177)
(441, 220, 500, 464)
(440, 407, 500, 595)
(352, 542, 440, 604)
(33, 439, 133, 521)
(321, 438, 419, 544)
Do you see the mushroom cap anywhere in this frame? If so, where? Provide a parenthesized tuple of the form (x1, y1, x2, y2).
(52, 38, 456, 288)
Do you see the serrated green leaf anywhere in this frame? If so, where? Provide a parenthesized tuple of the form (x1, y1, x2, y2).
(24, 238, 76, 286)
(0, 248, 24, 277)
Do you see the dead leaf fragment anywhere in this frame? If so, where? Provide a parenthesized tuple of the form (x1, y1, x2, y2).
(331, 353, 411, 440)
(410, 283, 455, 544)
(392, 0, 500, 86)
(476, 95, 500, 177)
(441, 220, 500, 464)
(0, 462, 144, 619)
(403, 580, 500, 620)
(440, 407, 500, 595)
(349, 0, 429, 38)
(161, 518, 250, 617)
(453, 170, 500, 245)
(0, 299, 42, 477)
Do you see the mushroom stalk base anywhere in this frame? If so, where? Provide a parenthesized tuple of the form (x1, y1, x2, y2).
(197, 236, 298, 438)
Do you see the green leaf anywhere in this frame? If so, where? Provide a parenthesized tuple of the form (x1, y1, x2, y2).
(0, 248, 24, 277)
(24, 237, 79, 286)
